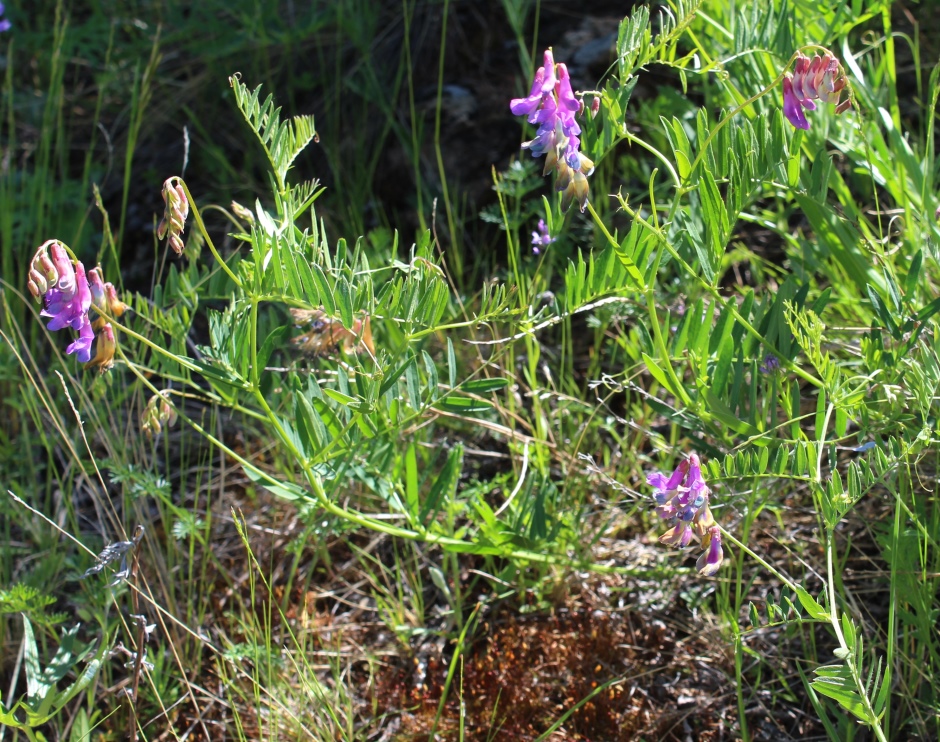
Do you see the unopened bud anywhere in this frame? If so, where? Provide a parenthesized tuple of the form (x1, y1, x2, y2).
(159, 177, 190, 256)
(28, 268, 48, 297)
(141, 391, 177, 437)
(49, 243, 76, 293)
(36, 253, 57, 284)
(590, 96, 600, 118)
(104, 284, 129, 318)
(88, 268, 107, 313)
(231, 200, 254, 224)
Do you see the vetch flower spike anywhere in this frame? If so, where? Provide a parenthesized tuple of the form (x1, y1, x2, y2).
(30, 241, 124, 366)
(157, 177, 189, 255)
(647, 452, 723, 577)
(511, 49, 593, 212)
(782, 51, 851, 130)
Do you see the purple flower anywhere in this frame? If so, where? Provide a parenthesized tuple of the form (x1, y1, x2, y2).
(67, 314, 95, 363)
(510, 50, 556, 117)
(782, 77, 809, 130)
(29, 240, 118, 367)
(759, 354, 780, 374)
(696, 526, 723, 577)
(0, 3, 11, 33)
(782, 51, 850, 130)
(531, 219, 555, 254)
(511, 49, 593, 212)
(647, 453, 723, 577)
(42, 260, 91, 332)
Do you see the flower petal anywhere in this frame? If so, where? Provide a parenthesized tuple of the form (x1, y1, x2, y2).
(66, 315, 95, 363)
(782, 76, 809, 130)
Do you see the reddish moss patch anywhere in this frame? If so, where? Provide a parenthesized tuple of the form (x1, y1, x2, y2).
(376, 606, 730, 741)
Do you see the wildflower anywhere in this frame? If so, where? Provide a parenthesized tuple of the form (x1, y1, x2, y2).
(0, 3, 10, 33)
(141, 391, 178, 438)
(157, 177, 189, 255)
(40, 244, 84, 329)
(231, 200, 255, 225)
(647, 452, 724, 577)
(29, 241, 123, 366)
(88, 267, 129, 330)
(67, 315, 96, 364)
(782, 51, 851, 130)
(696, 526, 723, 576)
(589, 96, 600, 119)
(511, 49, 594, 212)
(531, 218, 555, 254)
(759, 354, 780, 374)
(85, 323, 116, 373)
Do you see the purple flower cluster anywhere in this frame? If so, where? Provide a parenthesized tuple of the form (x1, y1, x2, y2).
(782, 51, 850, 130)
(0, 3, 10, 33)
(510, 49, 594, 213)
(28, 241, 126, 371)
(647, 452, 723, 576)
(531, 218, 555, 254)
(759, 354, 780, 374)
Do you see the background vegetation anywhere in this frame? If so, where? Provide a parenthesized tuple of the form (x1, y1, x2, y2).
(2, 0, 939, 740)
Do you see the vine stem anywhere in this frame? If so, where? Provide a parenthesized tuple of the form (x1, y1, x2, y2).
(174, 178, 243, 290)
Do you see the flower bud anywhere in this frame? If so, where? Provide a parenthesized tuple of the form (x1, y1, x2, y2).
(88, 268, 107, 314)
(141, 391, 177, 437)
(231, 200, 255, 224)
(159, 177, 190, 256)
(104, 283, 129, 319)
(49, 243, 76, 293)
(85, 323, 116, 373)
(35, 252, 58, 285)
(28, 268, 48, 297)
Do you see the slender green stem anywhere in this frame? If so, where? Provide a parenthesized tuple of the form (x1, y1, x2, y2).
(644, 286, 694, 408)
(680, 82, 781, 187)
(249, 297, 260, 387)
(585, 202, 694, 408)
(622, 129, 681, 192)
(175, 179, 243, 289)
(246, 384, 630, 574)
(718, 525, 798, 593)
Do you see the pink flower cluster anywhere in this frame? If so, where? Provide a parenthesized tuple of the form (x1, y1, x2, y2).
(28, 241, 126, 371)
(647, 452, 723, 576)
(510, 49, 594, 213)
(782, 51, 850, 130)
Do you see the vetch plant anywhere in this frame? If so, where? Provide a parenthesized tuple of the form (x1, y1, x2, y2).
(782, 51, 851, 130)
(511, 49, 595, 212)
(28, 240, 126, 367)
(647, 453, 722, 576)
